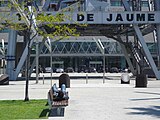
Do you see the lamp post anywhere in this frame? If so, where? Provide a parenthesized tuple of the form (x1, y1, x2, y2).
(98, 39, 105, 83)
(103, 51, 105, 83)
(45, 37, 52, 87)
(36, 38, 39, 84)
(93, 38, 105, 83)
(50, 49, 53, 87)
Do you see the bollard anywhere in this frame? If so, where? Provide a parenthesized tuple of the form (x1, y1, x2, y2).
(86, 73, 88, 84)
(59, 73, 70, 88)
(43, 75, 44, 84)
(103, 72, 105, 84)
(135, 74, 147, 87)
(121, 73, 130, 84)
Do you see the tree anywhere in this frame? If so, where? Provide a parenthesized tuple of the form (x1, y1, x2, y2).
(0, 0, 81, 101)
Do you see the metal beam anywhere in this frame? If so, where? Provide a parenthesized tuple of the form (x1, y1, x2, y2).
(93, 37, 105, 83)
(153, 0, 160, 68)
(119, 43, 136, 75)
(122, 0, 160, 79)
(93, 37, 104, 54)
(133, 26, 160, 79)
(10, 0, 40, 80)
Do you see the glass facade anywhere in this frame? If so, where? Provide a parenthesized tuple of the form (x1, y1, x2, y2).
(31, 41, 122, 55)
(110, 0, 149, 7)
(29, 40, 158, 72)
(111, 0, 122, 6)
(0, 0, 157, 74)
(0, 1, 9, 7)
(147, 43, 157, 54)
(0, 29, 10, 33)
(141, 1, 149, 7)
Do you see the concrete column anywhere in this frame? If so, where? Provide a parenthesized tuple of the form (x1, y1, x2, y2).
(6, 30, 17, 80)
(154, 0, 160, 68)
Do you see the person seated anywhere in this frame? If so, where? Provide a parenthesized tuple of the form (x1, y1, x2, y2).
(52, 83, 69, 101)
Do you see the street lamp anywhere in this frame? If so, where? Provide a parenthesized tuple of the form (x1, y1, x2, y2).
(93, 38, 105, 83)
(45, 37, 52, 87)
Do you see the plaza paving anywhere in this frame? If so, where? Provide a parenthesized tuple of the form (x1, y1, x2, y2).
(0, 73, 160, 120)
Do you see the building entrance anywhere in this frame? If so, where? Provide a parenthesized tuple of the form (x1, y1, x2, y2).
(89, 61, 102, 72)
(52, 61, 64, 69)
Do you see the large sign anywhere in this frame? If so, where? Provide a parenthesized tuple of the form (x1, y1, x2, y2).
(2, 11, 160, 25)
(59, 11, 160, 24)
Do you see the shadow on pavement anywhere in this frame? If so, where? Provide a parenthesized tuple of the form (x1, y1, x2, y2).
(130, 97, 160, 101)
(135, 91, 160, 96)
(39, 107, 65, 118)
(129, 91, 160, 101)
(48, 108, 65, 117)
(126, 106, 160, 118)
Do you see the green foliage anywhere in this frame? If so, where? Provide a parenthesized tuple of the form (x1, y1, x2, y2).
(0, 0, 84, 40)
(37, 13, 79, 40)
(0, 99, 49, 119)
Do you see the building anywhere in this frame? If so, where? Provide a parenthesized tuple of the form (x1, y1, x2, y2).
(0, 0, 160, 80)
